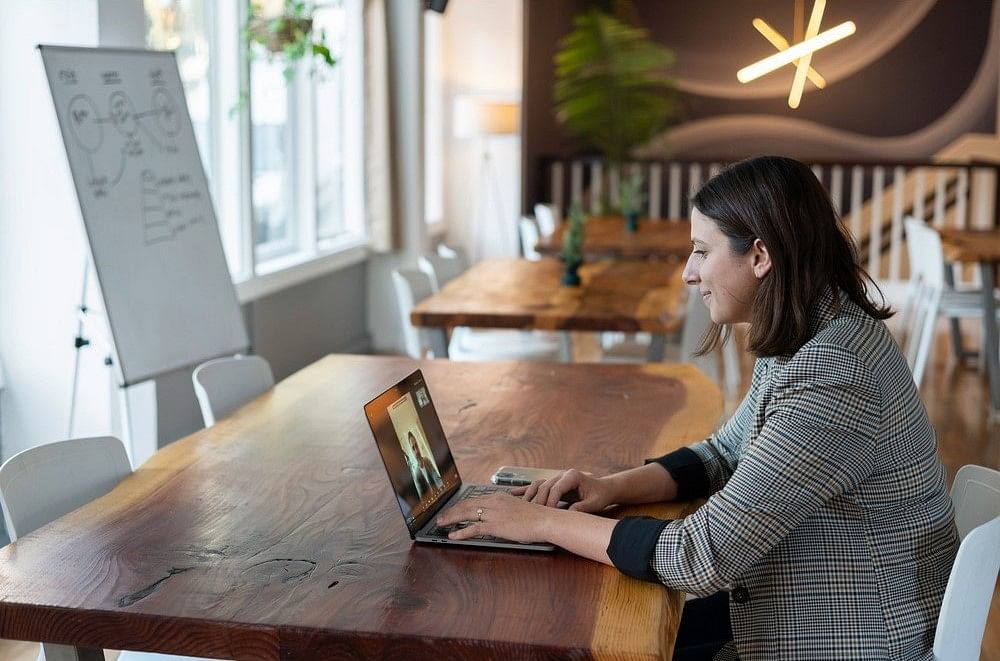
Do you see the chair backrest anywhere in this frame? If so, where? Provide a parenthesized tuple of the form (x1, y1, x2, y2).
(417, 251, 467, 292)
(933, 465, 1000, 660)
(899, 218, 945, 386)
(192, 355, 275, 427)
(436, 243, 470, 270)
(391, 268, 436, 359)
(0, 436, 132, 541)
(950, 464, 1000, 540)
(519, 216, 542, 260)
(533, 203, 559, 237)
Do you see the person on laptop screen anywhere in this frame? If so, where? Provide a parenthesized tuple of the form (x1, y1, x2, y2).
(404, 430, 443, 499)
(436, 156, 959, 660)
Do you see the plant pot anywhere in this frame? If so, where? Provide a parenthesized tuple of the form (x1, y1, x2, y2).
(561, 260, 582, 286)
(625, 210, 639, 233)
(249, 16, 313, 54)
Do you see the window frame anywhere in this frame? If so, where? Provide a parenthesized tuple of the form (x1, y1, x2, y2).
(146, 0, 368, 302)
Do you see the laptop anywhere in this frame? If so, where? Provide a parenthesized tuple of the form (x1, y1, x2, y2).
(363, 369, 556, 551)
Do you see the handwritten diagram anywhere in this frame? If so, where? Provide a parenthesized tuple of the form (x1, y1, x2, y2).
(66, 88, 181, 197)
(141, 169, 205, 246)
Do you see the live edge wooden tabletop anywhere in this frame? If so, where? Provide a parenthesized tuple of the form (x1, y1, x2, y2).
(535, 217, 692, 260)
(0, 355, 721, 661)
(411, 257, 687, 334)
(939, 227, 1000, 263)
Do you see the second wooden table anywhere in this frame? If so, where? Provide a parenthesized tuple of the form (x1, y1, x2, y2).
(410, 257, 688, 361)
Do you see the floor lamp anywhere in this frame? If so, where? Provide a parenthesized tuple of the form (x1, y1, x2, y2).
(453, 97, 519, 261)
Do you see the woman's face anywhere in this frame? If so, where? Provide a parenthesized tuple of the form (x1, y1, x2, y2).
(682, 208, 769, 325)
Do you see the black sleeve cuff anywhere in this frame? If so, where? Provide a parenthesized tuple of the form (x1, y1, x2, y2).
(607, 516, 671, 583)
(646, 447, 710, 501)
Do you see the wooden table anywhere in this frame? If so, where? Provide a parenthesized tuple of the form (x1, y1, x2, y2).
(940, 228, 1000, 413)
(535, 217, 692, 260)
(411, 258, 687, 361)
(0, 355, 721, 660)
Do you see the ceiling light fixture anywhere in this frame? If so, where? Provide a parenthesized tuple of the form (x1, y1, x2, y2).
(738, 0, 856, 108)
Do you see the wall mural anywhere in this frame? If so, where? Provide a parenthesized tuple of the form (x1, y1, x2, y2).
(524, 0, 998, 170)
(640, 0, 997, 160)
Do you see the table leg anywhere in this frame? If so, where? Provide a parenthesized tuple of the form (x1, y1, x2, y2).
(424, 328, 449, 358)
(559, 332, 573, 362)
(647, 334, 666, 362)
(980, 262, 1000, 414)
(943, 262, 969, 361)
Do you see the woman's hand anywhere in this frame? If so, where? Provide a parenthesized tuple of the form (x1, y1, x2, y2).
(435, 492, 556, 543)
(513, 469, 616, 513)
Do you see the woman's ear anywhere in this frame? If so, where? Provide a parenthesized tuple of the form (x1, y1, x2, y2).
(751, 238, 773, 279)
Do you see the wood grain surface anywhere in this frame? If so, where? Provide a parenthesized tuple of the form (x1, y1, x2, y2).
(939, 228, 1000, 263)
(0, 355, 721, 660)
(536, 217, 692, 261)
(410, 258, 687, 334)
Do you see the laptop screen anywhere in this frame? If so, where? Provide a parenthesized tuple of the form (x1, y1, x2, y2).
(364, 369, 462, 535)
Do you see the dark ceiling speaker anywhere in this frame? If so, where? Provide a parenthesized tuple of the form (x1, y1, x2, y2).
(425, 0, 448, 13)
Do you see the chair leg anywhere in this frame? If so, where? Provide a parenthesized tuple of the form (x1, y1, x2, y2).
(948, 317, 966, 362)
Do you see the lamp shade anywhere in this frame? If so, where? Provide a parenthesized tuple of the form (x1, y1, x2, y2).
(453, 98, 519, 138)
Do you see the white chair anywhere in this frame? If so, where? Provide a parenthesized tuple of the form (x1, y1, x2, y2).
(933, 464, 1000, 660)
(533, 203, 559, 237)
(435, 242, 469, 267)
(417, 253, 465, 291)
(192, 355, 274, 427)
(519, 216, 542, 260)
(899, 219, 947, 387)
(0, 436, 209, 661)
(900, 217, 1000, 375)
(391, 268, 562, 362)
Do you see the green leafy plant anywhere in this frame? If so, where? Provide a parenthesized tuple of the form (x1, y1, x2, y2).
(618, 171, 645, 216)
(560, 203, 588, 285)
(553, 7, 678, 166)
(233, 1, 338, 112)
(246, 1, 336, 80)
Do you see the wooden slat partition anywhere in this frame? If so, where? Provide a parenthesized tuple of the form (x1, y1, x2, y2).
(668, 164, 682, 219)
(830, 165, 843, 216)
(591, 161, 604, 215)
(649, 163, 663, 219)
(538, 157, 1000, 287)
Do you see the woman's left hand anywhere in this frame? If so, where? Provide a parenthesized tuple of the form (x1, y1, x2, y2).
(435, 492, 556, 544)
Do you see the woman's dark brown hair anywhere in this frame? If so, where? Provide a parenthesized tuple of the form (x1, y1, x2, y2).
(692, 155, 892, 358)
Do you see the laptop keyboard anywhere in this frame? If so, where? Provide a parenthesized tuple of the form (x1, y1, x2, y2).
(424, 484, 510, 540)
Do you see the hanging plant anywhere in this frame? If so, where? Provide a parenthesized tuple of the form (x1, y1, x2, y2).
(553, 7, 678, 166)
(233, 1, 338, 112)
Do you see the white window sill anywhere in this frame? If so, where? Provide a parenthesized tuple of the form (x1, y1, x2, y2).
(234, 237, 369, 303)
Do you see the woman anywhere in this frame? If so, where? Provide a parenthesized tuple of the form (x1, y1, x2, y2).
(436, 156, 958, 660)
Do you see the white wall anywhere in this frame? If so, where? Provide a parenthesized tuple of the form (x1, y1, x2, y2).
(441, 0, 522, 260)
(0, 2, 114, 461)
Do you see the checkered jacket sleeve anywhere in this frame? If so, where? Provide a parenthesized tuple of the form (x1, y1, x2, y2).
(650, 342, 882, 596)
(648, 358, 769, 499)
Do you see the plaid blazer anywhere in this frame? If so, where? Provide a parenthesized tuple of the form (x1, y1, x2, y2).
(610, 292, 958, 659)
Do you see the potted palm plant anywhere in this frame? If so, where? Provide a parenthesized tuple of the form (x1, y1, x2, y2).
(553, 5, 677, 210)
(618, 172, 645, 232)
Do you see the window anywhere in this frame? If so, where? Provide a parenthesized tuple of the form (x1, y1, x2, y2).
(144, 0, 366, 296)
(145, 0, 212, 180)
